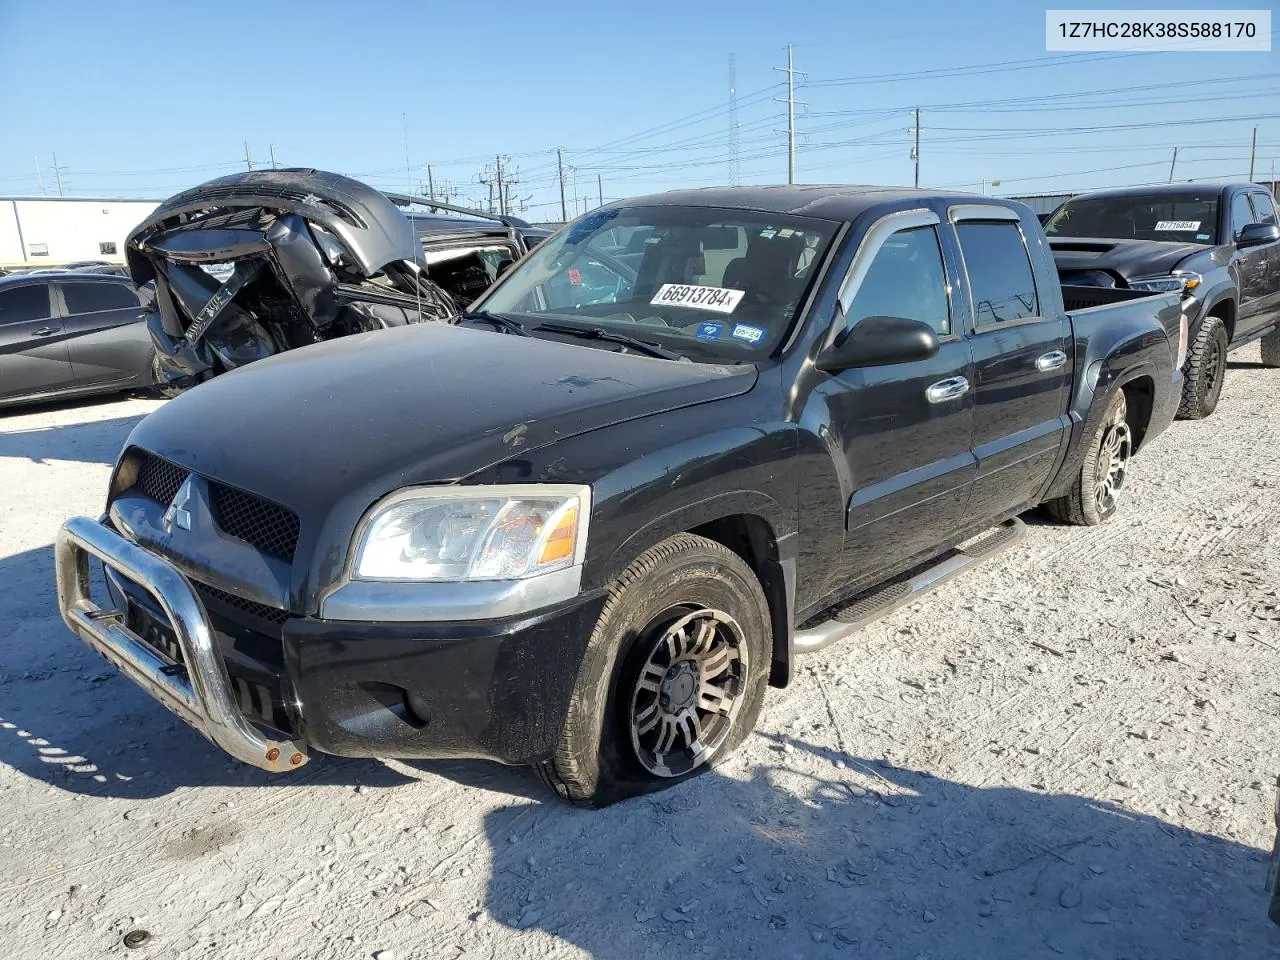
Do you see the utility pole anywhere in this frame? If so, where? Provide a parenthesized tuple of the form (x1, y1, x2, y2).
(728, 53, 740, 186)
(244, 142, 253, 171)
(49, 152, 64, 197)
(33, 155, 45, 196)
(774, 45, 804, 185)
(1168, 147, 1178, 183)
(495, 155, 506, 216)
(269, 144, 278, 169)
(598, 173, 603, 209)
(1249, 126, 1258, 181)
(426, 164, 435, 201)
(557, 148, 568, 222)
(912, 108, 921, 188)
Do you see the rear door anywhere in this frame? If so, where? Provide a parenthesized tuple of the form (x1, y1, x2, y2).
(819, 209, 976, 588)
(951, 206, 1071, 524)
(55, 279, 151, 387)
(0, 281, 73, 400)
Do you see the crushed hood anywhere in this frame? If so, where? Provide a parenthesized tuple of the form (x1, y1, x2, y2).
(1049, 236, 1204, 285)
(127, 169, 421, 282)
(126, 322, 757, 522)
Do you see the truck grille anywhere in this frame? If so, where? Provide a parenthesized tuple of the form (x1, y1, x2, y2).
(128, 450, 301, 562)
(135, 452, 187, 505)
(194, 581, 291, 627)
(209, 485, 300, 563)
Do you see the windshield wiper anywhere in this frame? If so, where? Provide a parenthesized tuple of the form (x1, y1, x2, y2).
(533, 322, 685, 361)
(455, 310, 530, 336)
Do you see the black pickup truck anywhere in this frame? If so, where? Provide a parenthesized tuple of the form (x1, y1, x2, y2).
(56, 185, 1183, 806)
(1046, 182, 1280, 419)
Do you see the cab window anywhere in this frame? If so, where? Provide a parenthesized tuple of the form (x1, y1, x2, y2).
(1230, 193, 1256, 241)
(846, 226, 950, 336)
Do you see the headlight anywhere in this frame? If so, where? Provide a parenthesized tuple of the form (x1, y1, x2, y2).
(1129, 272, 1201, 295)
(353, 484, 590, 581)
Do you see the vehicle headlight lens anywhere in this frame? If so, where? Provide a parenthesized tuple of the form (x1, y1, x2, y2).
(1129, 272, 1201, 294)
(353, 485, 591, 581)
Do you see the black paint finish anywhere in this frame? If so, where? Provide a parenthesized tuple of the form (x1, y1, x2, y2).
(108, 186, 1182, 763)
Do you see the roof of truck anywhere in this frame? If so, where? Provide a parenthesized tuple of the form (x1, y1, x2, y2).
(615, 185, 1013, 222)
(1065, 182, 1256, 201)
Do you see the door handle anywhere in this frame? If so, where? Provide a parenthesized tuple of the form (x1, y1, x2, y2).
(1036, 350, 1068, 372)
(926, 376, 970, 403)
(32, 326, 58, 337)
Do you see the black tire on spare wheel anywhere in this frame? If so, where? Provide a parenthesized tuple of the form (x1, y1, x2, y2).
(1045, 388, 1131, 527)
(1261, 326, 1280, 368)
(538, 533, 772, 808)
(1177, 314, 1228, 419)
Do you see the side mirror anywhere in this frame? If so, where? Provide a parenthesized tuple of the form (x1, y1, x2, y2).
(815, 315, 940, 373)
(1237, 222, 1279, 248)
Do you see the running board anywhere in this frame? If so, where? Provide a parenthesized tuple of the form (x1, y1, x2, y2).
(793, 518, 1026, 654)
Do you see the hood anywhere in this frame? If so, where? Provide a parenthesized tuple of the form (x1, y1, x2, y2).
(128, 169, 421, 282)
(1049, 237, 1204, 285)
(126, 323, 757, 517)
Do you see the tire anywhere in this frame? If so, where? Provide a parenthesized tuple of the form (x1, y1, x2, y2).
(1045, 388, 1131, 527)
(150, 354, 185, 399)
(1176, 315, 1228, 419)
(1261, 326, 1280, 369)
(538, 533, 772, 808)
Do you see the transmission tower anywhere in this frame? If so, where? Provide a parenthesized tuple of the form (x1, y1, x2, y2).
(728, 53, 740, 186)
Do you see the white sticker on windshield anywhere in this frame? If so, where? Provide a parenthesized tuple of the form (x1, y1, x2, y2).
(650, 283, 745, 314)
(1155, 220, 1201, 231)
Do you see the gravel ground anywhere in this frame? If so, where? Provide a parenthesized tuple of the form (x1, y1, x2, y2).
(2, 346, 1279, 960)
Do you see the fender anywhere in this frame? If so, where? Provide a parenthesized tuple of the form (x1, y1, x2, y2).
(1190, 285, 1237, 338)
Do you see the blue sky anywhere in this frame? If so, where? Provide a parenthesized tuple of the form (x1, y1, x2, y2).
(0, 0, 1276, 214)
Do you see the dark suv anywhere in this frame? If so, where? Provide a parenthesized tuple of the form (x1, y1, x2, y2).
(1046, 182, 1280, 419)
(0, 272, 161, 409)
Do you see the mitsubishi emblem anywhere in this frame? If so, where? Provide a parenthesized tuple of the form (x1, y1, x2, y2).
(162, 477, 193, 534)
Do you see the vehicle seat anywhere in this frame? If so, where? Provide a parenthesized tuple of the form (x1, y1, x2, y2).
(722, 235, 803, 298)
(634, 235, 705, 301)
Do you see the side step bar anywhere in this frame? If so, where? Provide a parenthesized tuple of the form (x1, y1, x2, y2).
(793, 518, 1026, 654)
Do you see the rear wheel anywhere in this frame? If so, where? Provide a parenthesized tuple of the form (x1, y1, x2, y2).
(1045, 389, 1131, 527)
(1261, 326, 1280, 368)
(1177, 315, 1228, 419)
(538, 534, 771, 808)
(149, 354, 184, 399)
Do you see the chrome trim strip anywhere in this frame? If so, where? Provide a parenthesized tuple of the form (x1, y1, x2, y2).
(948, 203, 1020, 223)
(55, 516, 308, 773)
(319, 563, 584, 622)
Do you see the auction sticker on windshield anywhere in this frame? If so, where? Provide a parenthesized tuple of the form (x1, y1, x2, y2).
(650, 283, 745, 313)
(1155, 220, 1201, 231)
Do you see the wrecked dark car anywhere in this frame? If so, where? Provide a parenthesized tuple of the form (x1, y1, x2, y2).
(127, 169, 538, 386)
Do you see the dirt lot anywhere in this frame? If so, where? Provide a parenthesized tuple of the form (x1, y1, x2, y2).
(2, 346, 1278, 960)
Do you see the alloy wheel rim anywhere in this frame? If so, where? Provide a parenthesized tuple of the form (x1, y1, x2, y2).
(1093, 420, 1132, 514)
(1202, 337, 1224, 403)
(628, 607, 748, 778)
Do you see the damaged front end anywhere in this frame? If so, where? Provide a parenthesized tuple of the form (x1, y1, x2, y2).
(128, 169, 457, 385)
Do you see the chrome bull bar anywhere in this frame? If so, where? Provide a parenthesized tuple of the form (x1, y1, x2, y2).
(55, 515, 309, 773)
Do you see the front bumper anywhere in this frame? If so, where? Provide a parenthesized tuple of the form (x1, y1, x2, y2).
(56, 516, 307, 772)
(55, 516, 607, 771)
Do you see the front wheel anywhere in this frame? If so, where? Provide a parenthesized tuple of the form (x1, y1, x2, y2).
(1177, 315, 1228, 419)
(538, 534, 772, 808)
(1045, 389, 1131, 526)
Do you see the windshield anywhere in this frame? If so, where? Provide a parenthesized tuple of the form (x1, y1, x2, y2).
(472, 205, 840, 361)
(1045, 193, 1219, 244)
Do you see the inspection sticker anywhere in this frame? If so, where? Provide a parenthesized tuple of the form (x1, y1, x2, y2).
(1155, 220, 1201, 231)
(650, 283, 745, 313)
(731, 323, 766, 344)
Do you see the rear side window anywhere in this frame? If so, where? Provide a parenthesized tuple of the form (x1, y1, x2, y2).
(62, 282, 140, 315)
(1230, 194, 1256, 239)
(0, 285, 51, 326)
(956, 223, 1039, 325)
(846, 226, 950, 335)
(1249, 193, 1277, 226)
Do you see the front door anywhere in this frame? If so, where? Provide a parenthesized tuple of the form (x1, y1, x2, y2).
(1229, 191, 1275, 340)
(953, 216, 1071, 522)
(1243, 191, 1280, 334)
(817, 217, 976, 590)
(0, 282, 72, 400)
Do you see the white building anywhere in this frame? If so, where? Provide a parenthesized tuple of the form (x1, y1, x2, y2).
(0, 197, 161, 268)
